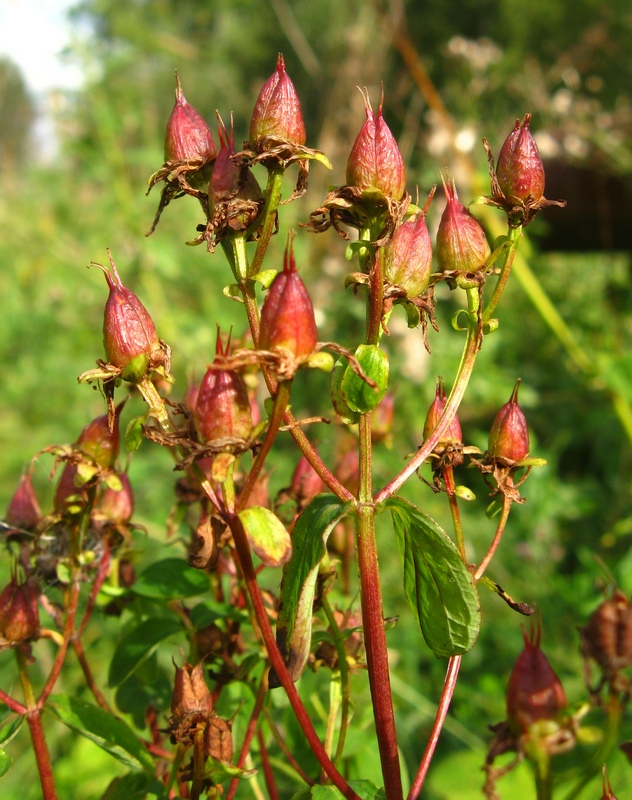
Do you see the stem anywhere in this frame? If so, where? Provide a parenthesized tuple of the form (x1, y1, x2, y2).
(407, 656, 461, 800)
(442, 466, 466, 561)
(482, 226, 522, 323)
(226, 513, 360, 800)
(356, 410, 403, 800)
(0, 688, 26, 715)
(258, 727, 281, 800)
(375, 287, 483, 504)
(263, 707, 315, 786)
(72, 639, 111, 711)
(236, 380, 292, 512)
(321, 594, 351, 767)
(251, 168, 285, 278)
(474, 494, 513, 581)
(16, 649, 58, 800)
(39, 569, 81, 706)
(226, 676, 267, 800)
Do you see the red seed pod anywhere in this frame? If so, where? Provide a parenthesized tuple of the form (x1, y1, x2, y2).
(249, 53, 306, 145)
(259, 236, 318, 358)
(76, 402, 124, 469)
(164, 73, 216, 164)
(0, 577, 40, 645)
(101, 253, 162, 383)
(436, 175, 491, 273)
(581, 590, 632, 673)
(96, 473, 135, 525)
(346, 89, 406, 201)
(506, 625, 567, 736)
(385, 212, 433, 296)
(496, 114, 545, 205)
(5, 473, 41, 532)
(423, 378, 462, 446)
(209, 115, 263, 227)
(195, 336, 253, 446)
(488, 380, 530, 463)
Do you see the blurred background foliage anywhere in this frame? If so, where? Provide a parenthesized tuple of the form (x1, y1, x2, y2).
(1, 0, 632, 797)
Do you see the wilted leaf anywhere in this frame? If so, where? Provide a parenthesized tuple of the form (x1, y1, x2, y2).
(238, 506, 292, 567)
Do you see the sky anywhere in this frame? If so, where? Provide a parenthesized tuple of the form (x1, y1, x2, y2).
(0, 0, 83, 95)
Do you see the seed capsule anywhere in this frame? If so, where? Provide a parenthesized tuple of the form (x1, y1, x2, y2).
(249, 53, 306, 145)
(346, 89, 406, 201)
(436, 175, 491, 273)
(0, 577, 40, 646)
(497, 114, 545, 205)
(164, 73, 216, 165)
(488, 380, 530, 463)
(385, 212, 433, 297)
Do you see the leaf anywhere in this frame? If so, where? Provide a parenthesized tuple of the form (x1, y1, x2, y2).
(386, 496, 480, 657)
(132, 557, 210, 599)
(108, 616, 182, 688)
(270, 495, 349, 687)
(0, 749, 11, 778)
(341, 344, 389, 413)
(102, 771, 169, 800)
(291, 781, 383, 799)
(125, 416, 145, 452)
(47, 695, 154, 772)
(238, 506, 292, 567)
(330, 359, 359, 424)
(0, 712, 24, 746)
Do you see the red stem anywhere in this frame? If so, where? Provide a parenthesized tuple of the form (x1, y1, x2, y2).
(258, 727, 280, 800)
(39, 576, 81, 706)
(474, 494, 513, 580)
(26, 711, 58, 800)
(0, 687, 26, 715)
(77, 546, 111, 639)
(225, 513, 360, 800)
(407, 656, 461, 800)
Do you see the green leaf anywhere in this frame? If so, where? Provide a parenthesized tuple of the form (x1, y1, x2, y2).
(0, 712, 24, 746)
(291, 780, 383, 799)
(0, 749, 12, 777)
(125, 416, 145, 452)
(132, 557, 210, 599)
(47, 695, 154, 772)
(102, 771, 168, 800)
(270, 495, 350, 686)
(108, 616, 182, 688)
(386, 496, 480, 657)
(238, 506, 292, 567)
(250, 269, 277, 289)
(341, 344, 389, 413)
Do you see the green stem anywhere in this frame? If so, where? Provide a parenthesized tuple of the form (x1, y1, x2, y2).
(375, 286, 483, 504)
(483, 225, 522, 323)
(442, 466, 466, 561)
(251, 168, 285, 278)
(321, 593, 351, 768)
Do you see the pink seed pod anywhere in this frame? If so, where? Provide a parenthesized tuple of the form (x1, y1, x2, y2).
(423, 378, 462, 446)
(436, 175, 491, 273)
(346, 89, 406, 201)
(164, 73, 216, 164)
(496, 114, 545, 205)
(385, 212, 433, 297)
(488, 380, 530, 463)
(249, 53, 306, 145)
(0, 577, 40, 646)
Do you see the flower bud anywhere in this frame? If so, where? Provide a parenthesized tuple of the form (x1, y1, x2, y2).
(423, 378, 462, 446)
(436, 175, 491, 273)
(195, 336, 253, 446)
(290, 455, 326, 507)
(249, 53, 306, 145)
(259, 235, 318, 358)
(488, 380, 530, 463)
(506, 626, 567, 735)
(164, 73, 216, 165)
(496, 114, 545, 205)
(346, 89, 406, 200)
(385, 212, 433, 296)
(5, 473, 41, 532)
(101, 253, 163, 383)
(0, 577, 40, 646)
